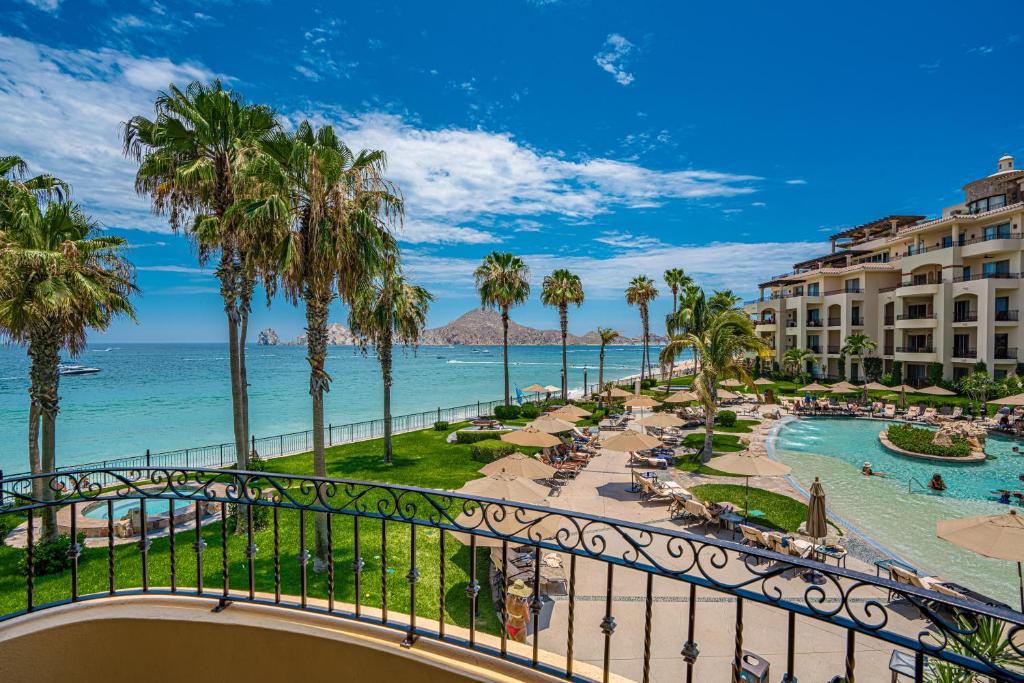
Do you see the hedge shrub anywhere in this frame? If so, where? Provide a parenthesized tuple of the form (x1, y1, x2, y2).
(715, 410, 737, 427)
(520, 403, 540, 419)
(493, 404, 521, 420)
(433, 420, 449, 431)
(886, 424, 972, 458)
(470, 439, 515, 463)
(455, 429, 511, 445)
(21, 533, 87, 577)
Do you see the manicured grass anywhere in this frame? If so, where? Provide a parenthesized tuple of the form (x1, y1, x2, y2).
(674, 459, 738, 477)
(713, 419, 759, 434)
(681, 432, 746, 454)
(0, 424, 501, 634)
(689, 484, 808, 533)
(886, 423, 972, 457)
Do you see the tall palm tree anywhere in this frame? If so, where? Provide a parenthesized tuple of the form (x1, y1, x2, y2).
(708, 289, 741, 313)
(541, 268, 584, 400)
(625, 275, 658, 382)
(350, 260, 432, 464)
(784, 347, 815, 384)
(841, 333, 877, 400)
(1, 156, 68, 216)
(663, 268, 692, 383)
(123, 80, 278, 471)
(0, 200, 136, 539)
(597, 327, 619, 406)
(474, 252, 530, 405)
(246, 121, 400, 567)
(661, 305, 764, 460)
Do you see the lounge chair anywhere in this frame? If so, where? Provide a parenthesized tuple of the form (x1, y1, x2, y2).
(950, 406, 963, 420)
(904, 406, 921, 420)
(766, 532, 814, 559)
(683, 499, 721, 532)
(921, 407, 938, 422)
(883, 404, 896, 419)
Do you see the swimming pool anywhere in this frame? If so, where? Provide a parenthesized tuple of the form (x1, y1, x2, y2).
(773, 418, 1020, 606)
(82, 496, 195, 521)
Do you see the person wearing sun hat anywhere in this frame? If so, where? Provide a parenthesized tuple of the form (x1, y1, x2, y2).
(505, 579, 532, 642)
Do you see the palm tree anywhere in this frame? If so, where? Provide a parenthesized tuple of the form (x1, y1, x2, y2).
(350, 260, 432, 464)
(123, 80, 278, 472)
(246, 121, 400, 567)
(0, 200, 136, 539)
(541, 269, 584, 400)
(841, 333, 877, 400)
(661, 305, 764, 460)
(625, 275, 658, 382)
(784, 347, 815, 384)
(1, 156, 68, 217)
(474, 252, 530, 405)
(708, 289, 741, 312)
(663, 268, 692, 383)
(597, 327, 619, 406)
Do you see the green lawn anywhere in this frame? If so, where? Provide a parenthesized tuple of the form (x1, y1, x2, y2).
(681, 432, 746, 453)
(689, 484, 808, 533)
(674, 459, 738, 477)
(713, 419, 759, 434)
(0, 424, 502, 634)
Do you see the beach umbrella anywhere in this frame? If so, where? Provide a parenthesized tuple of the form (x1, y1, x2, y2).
(937, 509, 1024, 612)
(523, 383, 547, 393)
(605, 386, 632, 399)
(639, 413, 684, 428)
(918, 385, 956, 396)
(459, 473, 551, 501)
(501, 427, 562, 448)
(716, 389, 740, 401)
(707, 453, 791, 519)
(526, 415, 576, 434)
(479, 452, 557, 479)
(624, 395, 661, 408)
(863, 382, 889, 391)
(828, 381, 858, 393)
(891, 384, 919, 408)
(991, 393, 1024, 406)
(720, 378, 744, 387)
(798, 382, 830, 392)
(806, 477, 828, 541)
(664, 389, 699, 403)
(543, 385, 560, 393)
(553, 404, 591, 418)
(602, 429, 662, 452)
(753, 378, 775, 386)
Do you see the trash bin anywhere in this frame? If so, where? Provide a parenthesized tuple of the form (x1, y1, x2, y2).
(739, 650, 770, 683)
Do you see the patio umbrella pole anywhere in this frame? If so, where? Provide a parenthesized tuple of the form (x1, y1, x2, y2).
(1019, 561, 1023, 613)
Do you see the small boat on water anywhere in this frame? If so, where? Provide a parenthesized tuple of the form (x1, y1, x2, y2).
(58, 363, 100, 376)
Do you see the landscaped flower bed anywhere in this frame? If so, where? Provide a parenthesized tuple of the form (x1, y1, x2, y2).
(886, 423, 972, 458)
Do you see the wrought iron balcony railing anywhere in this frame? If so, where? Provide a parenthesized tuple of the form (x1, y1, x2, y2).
(896, 312, 935, 320)
(995, 310, 1020, 322)
(805, 319, 823, 327)
(895, 346, 935, 353)
(995, 347, 1019, 360)
(953, 272, 1020, 283)
(827, 317, 841, 326)
(1, 468, 1022, 683)
(954, 312, 978, 323)
(952, 348, 978, 359)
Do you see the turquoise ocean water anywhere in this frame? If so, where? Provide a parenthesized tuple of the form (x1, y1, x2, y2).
(0, 343, 657, 475)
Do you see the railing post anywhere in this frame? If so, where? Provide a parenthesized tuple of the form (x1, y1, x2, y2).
(145, 449, 151, 468)
(437, 406, 441, 422)
(328, 423, 333, 446)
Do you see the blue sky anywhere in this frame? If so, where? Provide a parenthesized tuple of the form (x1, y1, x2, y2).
(1, 1, 1021, 342)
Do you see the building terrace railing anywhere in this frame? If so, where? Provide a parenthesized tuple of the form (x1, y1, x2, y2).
(953, 272, 1021, 283)
(1, 467, 1022, 682)
(895, 346, 935, 354)
(896, 313, 936, 320)
(822, 288, 861, 296)
(954, 312, 978, 323)
(995, 348, 1019, 361)
(996, 310, 1020, 322)
(952, 348, 978, 359)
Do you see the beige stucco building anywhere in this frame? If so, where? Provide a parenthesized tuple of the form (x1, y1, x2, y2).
(745, 154, 1024, 385)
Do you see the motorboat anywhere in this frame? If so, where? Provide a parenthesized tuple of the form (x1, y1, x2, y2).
(58, 363, 100, 376)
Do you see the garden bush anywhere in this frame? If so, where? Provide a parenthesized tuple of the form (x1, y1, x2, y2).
(493, 404, 521, 420)
(470, 439, 515, 463)
(519, 403, 540, 419)
(886, 424, 972, 458)
(433, 420, 449, 431)
(455, 430, 511, 445)
(20, 533, 87, 577)
(715, 410, 737, 427)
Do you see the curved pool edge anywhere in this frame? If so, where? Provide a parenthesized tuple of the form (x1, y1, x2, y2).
(877, 429, 987, 463)
(765, 416, 915, 568)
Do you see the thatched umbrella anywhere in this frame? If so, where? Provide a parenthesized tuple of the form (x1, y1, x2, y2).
(602, 429, 662, 452)
(799, 382, 830, 392)
(501, 427, 562, 448)
(552, 404, 591, 419)
(992, 393, 1024, 406)
(707, 453, 791, 519)
(720, 378, 744, 387)
(918, 385, 956, 396)
(450, 475, 560, 548)
(479, 452, 557, 479)
(938, 509, 1024, 611)
(526, 415, 576, 434)
(863, 382, 889, 391)
(639, 413, 684, 429)
(664, 389, 698, 404)
(716, 389, 740, 402)
(753, 377, 775, 386)
(605, 386, 633, 399)
(459, 473, 551, 501)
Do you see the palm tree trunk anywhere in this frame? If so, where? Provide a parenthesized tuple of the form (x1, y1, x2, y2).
(305, 289, 332, 572)
(560, 305, 568, 401)
(641, 305, 651, 382)
(218, 252, 247, 471)
(27, 402, 42, 505)
(502, 306, 510, 406)
(237, 270, 254, 470)
(381, 338, 394, 464)
(702, 408, 715, 463)
(668, 290, 677, 385)
(29, 329, 60, 541)
(598, 344, 606, 408)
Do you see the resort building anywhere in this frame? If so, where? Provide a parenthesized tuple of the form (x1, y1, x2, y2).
(746, 154, 1024, 384)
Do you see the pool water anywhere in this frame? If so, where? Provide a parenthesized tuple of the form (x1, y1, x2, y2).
(773, 418, 1020, 606)
(83, 496, 195, 520)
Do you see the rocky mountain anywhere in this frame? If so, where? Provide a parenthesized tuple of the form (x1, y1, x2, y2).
(292, 322, 359, 346)
(418, 308, 662, 346)
(256, 328, 279, 346)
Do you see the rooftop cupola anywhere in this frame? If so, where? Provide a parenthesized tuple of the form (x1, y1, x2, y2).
(997, 154, 1015, 173)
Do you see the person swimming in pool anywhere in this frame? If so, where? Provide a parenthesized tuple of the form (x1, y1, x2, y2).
(928, 473, 947, 492)
(862, 461, 886, 477)
(997, 490, 1012, 504)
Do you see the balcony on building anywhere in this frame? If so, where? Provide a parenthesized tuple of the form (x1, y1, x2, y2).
(994, 347, 1019, 361)
(952, 347, 978, 359)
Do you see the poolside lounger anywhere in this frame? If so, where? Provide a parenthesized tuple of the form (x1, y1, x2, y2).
(684, 499, 721, 532)
(950, 406, 963, 419)
(904, 406, 921, 420)
(883, 404, 896, 418)
(921, 407, 938, 422)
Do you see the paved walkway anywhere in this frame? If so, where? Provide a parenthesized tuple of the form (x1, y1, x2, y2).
(521, 410, 918, 682)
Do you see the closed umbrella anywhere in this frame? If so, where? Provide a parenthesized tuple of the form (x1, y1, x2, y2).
(937, 509, 1024, 611)
(501, 427, 562, 448)
(664, 389, 699, 403)
(806, 477, 828, 541)
(479, 452, 557, 479)
(639, 413, 684, 428)
(891, 384, 918, 409)
(602, 429, 662, 452)
(707, 453, 791, 520)
(527, 415, 576, 434)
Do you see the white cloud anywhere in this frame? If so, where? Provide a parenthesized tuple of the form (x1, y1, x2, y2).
(401, 220, 501, 245)
(594, 33, 635, 86)
(0, 36, 216, 231)
(22, 0, 61, 11)
(751, 201, 767, 207)
(594, 230, 667, 251)
(785, 179, 807, 185)
(405, 241, 824, 298)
